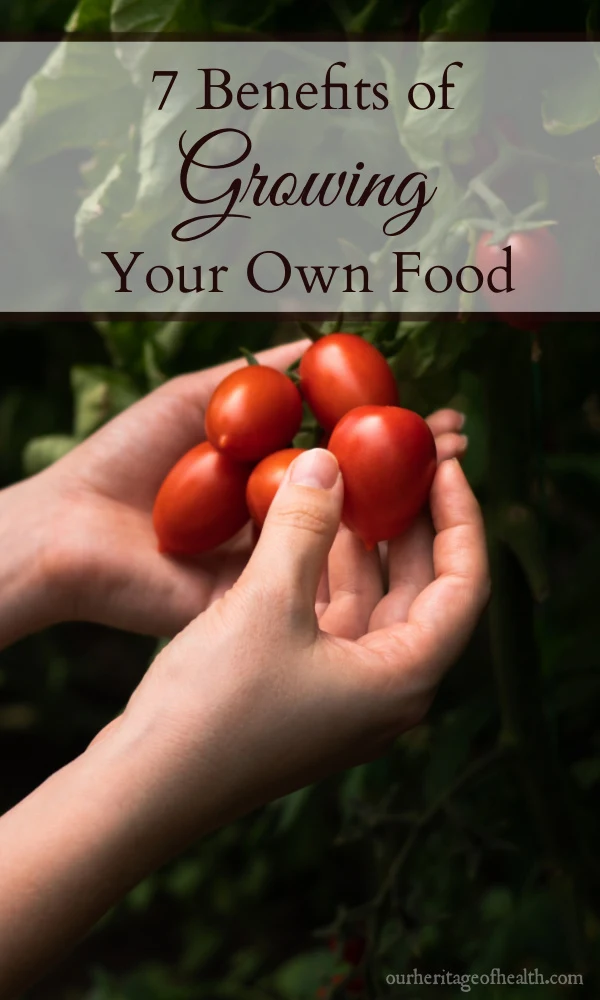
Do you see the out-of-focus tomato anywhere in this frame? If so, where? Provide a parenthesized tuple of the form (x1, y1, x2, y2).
(246, 448, 305, 527)
(299, 333, 398, 431)
(316, 973, 365, 998)
(205, 365, 303, 463)
(328, 406, 436, 549)
(153, 442, 250, 555)
(328, 934, 366, 967)
(475, 228, 561, 330)
(342, 936, 366, 967)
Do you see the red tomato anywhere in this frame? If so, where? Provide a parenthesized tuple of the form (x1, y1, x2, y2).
(328, 406, 436, 549)
(205, 365, 303, 462)
(327, 934, 366, 967)
(342, 936, 366, 967)
(327, 973, 365, 996)
(246, 448, 305, 527)
(475, 228, 561, 330)
(299, 333, 398, 431)
(153, 442, 250, 555)
(345, 974, 366, 996)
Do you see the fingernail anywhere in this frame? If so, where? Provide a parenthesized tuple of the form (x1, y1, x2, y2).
(458, 412, 467, 429)
(289, 449, 339, 489)
(459, 434, 469, 450)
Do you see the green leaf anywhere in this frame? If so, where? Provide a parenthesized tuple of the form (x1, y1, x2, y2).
(420, 0, 493, 36)
(75, 148, 139, 261)
(273, 786, 313, 832)
(271, 949, 337, 999)
(71, 365, 141, 438)
(126, 875, 157, 912)
(95, 320, 150, 372)
(389, 319, 473, 380)
(401, 42, 486, 170)
(0, 40, 132, 171)
(542, 58, 600, 135)
(153, 320, 189, 361)
(22, 434, 77, 475)
(165, 858, 204, 898)
(67, 0, 111, 31)
(481, 886, 513, 921)
(110, 0, 182, 34)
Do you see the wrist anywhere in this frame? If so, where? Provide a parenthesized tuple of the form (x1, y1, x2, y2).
(0, 474, 66, 648)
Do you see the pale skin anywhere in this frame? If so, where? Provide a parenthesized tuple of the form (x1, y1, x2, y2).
(0, 340, 488, 997)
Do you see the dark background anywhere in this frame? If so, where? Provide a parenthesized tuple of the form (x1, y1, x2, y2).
(1, 1, 600, 998)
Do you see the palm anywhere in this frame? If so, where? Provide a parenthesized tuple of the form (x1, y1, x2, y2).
(51, 344, 304, 635)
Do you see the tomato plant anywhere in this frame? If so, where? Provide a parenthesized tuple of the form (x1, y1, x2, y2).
(246, 448, 305, 527)
(475, 228, 561, 329)
(205, 365, 303, 462)
(12, 0, 600, 992)
(153, 442, 250, 555)
(299, 333, 398, 431)
(328, 406, 436, 548)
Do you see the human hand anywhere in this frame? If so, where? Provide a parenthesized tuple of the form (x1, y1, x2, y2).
(0, 341, 307, 646)
(102, 447, 488, 853)
(0, 341, 467, 645)
(0, 448, 486, 994)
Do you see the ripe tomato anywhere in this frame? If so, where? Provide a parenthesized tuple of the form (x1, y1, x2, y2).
(246, 448, 305, 527)
(205, 365, 303, 462)
(475, 228, 561, 329)
(328, 406, 436, 549)
(153, 442, 250, 555)
(299, 333, 398, 431)
(342, 936, 366, 967)
(328, 934, 366, 967)
(324, 973, 365, 997)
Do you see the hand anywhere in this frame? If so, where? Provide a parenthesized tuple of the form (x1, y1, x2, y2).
(0, 449, 487, 994)
(0, 340, 467, 645)
(108, 448, 489, 841)
(0, 341, 307, 646)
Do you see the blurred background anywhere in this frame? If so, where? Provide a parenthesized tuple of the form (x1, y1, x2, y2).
(1, 1, 600, 999)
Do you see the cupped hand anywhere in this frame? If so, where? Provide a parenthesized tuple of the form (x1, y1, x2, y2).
(16, 341, 468, 640)
(100, 448, 489, 857)
(32, 341, 308, 636)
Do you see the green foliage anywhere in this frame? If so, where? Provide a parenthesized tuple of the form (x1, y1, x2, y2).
(0, 0, 598, 999)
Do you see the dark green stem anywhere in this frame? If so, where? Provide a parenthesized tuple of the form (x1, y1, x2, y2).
(485, 326, 589, 973)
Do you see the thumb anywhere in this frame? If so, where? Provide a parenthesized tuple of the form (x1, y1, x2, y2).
(244, 449, 342, 611)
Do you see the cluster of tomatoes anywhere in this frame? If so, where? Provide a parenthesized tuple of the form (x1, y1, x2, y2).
(153, 333, 437, 556)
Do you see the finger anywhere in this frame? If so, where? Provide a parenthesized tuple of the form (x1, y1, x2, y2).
(241, 450, 343, 623)
(426, 409, 466, 437)
(368, 515, 434, 631)
(163, 338, 310, 409)
(435, 432, 468, 463)
(361, 459, 490, 687)
(319, 526, 383, 639)
(315, 565, 330, 619)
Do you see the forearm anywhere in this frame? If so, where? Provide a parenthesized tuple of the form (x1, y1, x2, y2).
(0, 720, 187, 997)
